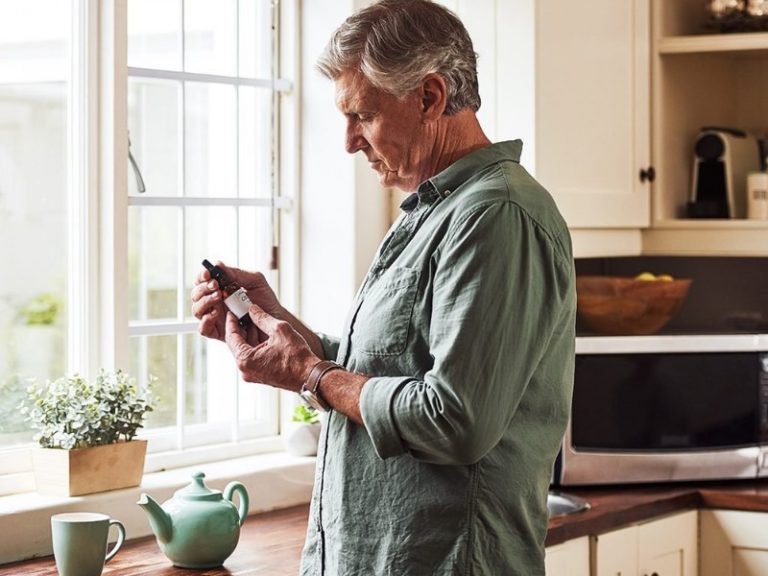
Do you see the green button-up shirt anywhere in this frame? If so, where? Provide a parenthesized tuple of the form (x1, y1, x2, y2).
(301, 140, 576, 576)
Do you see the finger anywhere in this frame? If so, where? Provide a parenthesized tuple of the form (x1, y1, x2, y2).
(190, 279, 219, 303)
(198, 311, 222, 340)
(224, 311, 250, 356)
(195, 268, 212, 285)
(191, 292, 222, 320)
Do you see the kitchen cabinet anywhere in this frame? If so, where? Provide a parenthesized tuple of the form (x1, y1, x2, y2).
(592, 510, 697, 576)
(534, 0, 651, 233)
(545, 536, 590, 576)
(700, 509, 768, 576)
(643, 0, 768, 256)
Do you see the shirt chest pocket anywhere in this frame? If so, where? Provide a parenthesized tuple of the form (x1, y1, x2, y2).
(352, 266, 421, 357)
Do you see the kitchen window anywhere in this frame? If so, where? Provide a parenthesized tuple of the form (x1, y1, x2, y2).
(0, 0, 297, 495)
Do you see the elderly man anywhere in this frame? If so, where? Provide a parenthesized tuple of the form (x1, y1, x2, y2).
(192, 1, 576, 574)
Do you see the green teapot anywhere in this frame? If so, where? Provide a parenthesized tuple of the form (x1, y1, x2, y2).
(137, 471, 249, 568)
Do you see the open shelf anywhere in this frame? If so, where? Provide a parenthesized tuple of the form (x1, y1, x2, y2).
(643, 221, 768, 256)
(658, 32, 768, 54)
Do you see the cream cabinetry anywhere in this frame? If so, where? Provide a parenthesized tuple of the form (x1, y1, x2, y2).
(545, 536, 590, 576)
(534, 0, 651, 233)
(592, 511, 698, 576)
(700, 509, 768, 576)
(644, 0, 768, 256)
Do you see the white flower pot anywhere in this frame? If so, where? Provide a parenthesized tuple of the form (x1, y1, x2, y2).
(284, 423, 321, 457)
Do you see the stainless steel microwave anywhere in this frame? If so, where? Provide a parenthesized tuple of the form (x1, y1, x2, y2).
(554, 334, 768, 486)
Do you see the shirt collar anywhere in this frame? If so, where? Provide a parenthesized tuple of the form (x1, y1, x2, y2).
(401, 140, 524, 213)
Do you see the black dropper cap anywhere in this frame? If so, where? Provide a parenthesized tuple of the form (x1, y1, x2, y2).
(202, 259, 226, 284)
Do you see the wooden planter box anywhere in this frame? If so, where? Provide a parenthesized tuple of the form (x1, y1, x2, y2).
(32, 439, 148, 497)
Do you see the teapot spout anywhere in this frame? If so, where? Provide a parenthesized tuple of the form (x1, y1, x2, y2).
(137, 493, 172, 544)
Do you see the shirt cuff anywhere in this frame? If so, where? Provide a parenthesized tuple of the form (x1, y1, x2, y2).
(316, 332, 340, 362)
(360, 376, 412, 460)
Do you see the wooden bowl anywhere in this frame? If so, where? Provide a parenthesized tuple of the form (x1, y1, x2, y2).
(576, 276, 692, 336)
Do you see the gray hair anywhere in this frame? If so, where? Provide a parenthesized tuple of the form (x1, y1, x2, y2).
(316, 0, 481, 116)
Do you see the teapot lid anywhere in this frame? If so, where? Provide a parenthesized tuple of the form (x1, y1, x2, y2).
(175, 472, 223, 501)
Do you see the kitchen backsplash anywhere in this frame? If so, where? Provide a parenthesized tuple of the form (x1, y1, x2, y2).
(575, 256, 768, 335)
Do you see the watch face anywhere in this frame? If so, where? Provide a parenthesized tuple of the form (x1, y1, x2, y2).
(300, 390, 327, 412)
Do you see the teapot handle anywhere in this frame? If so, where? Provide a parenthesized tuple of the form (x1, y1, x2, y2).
(224, 481, 249, 526)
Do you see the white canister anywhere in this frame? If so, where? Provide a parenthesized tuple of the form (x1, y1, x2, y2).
(747, 172, 768, 220)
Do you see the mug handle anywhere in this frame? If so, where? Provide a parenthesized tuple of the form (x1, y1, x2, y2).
(105, 519, 126, 563)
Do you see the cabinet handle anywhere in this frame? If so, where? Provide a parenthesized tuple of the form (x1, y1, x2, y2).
(639, 166, 656, 183)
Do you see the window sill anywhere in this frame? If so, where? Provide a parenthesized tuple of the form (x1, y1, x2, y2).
(0, 451, 316, 565)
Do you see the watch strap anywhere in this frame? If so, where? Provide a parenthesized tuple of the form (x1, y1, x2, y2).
(300, 360, 342, 412)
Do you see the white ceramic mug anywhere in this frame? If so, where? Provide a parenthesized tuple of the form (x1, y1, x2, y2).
(51, 512, 126, 576)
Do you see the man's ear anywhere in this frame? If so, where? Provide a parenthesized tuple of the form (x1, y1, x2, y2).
(420, 73, 447, 122)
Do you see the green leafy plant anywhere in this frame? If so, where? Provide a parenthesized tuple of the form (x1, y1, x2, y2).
(291, 404, 320, 425)
(20, 369, 154, 450)
(18, 293, 62, 326)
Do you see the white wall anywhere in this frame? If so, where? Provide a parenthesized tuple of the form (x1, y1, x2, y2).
(299, 0, 388, 337)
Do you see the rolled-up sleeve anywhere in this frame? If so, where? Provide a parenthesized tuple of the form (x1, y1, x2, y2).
(359, 376, 414, 459)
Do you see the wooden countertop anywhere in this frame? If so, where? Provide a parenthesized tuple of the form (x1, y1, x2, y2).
(546, 480, 768, 546)
(4, 481, 768, 574)
(0, 506, 310, 576)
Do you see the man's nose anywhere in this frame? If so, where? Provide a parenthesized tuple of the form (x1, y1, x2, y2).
(345, 121, 366, 154)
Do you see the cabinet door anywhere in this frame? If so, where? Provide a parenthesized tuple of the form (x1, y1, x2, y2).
(637, 510, 698, 576)
(701, 510, 768, 576)
(593, 524, 638, 576)
(545, 536, 590, 576)
(535, 0, 650, 229)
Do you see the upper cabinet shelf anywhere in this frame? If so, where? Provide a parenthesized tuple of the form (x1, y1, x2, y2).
(658, 32, 768, 54)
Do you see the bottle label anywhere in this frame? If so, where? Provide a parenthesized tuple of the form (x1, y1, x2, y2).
(224, 288, 253, 320)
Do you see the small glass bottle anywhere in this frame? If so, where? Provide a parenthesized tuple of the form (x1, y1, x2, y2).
(202, 259, 253, 327)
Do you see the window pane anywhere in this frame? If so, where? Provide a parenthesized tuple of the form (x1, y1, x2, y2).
(130, 334, 178, 429)
(185, 334, 237, 426)
(0, 0, 69, 82)
(238, 207, 274, 274)
(185, 82, 237, 198)
(239, 0, 273, 79)
(238, 86, 272, 199)
(129, 206, 180, 321)
(238, 379, 278, 433)
(128, 0, 182, 71)
(184, 0, 237, 76)
(0, 0, 69, 449)
(128, 79, 182, 197)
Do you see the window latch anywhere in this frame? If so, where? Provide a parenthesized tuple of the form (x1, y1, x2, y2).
(128, 133, 146, 193)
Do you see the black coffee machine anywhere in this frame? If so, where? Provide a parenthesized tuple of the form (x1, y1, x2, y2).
(688, 127, 762, 219)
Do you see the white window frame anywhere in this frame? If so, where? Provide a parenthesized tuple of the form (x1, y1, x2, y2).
(0, 0, 300, 496)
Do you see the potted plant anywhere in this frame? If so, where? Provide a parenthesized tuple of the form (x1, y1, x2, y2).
(20, 369, 154, 496)
(284, 404, 322, 457)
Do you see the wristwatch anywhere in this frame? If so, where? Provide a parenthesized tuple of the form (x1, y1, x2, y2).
(299, 360, 342, 412)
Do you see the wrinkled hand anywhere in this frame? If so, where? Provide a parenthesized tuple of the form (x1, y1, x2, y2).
(225, 304, 319, 393)
(191, 262, 282, 342)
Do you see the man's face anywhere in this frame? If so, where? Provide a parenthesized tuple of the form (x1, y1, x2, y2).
(335, 70, 429, 192)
